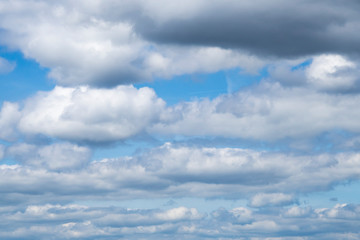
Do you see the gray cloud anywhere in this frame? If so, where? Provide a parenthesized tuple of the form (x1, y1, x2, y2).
(135, 0, 360, 58)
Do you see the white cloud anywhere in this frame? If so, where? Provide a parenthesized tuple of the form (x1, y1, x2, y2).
(0, 0, 263, 86)
(269, 54, 360, 92)
(7, 142, 91, 171)
(0, 57, 15, 74)
(306, 54, 359, 91)
(17, 85, 165, 142)
(151, 81, 360, 140)
(1, 202, 360, 239)
(249, 193, 295, 208)
(0, 102, 20, 141)
(0, 143, 360, 202)
(144, 46, 264, 79)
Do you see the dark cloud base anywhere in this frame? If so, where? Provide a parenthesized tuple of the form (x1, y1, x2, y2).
(136, 0, 360, 58)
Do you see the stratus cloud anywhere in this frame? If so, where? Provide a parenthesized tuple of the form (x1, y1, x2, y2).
(0, 0, 262, 86)
(1, 203, 360, 239)
(1, 143, 360, 203)
(16, 85, 165, 142)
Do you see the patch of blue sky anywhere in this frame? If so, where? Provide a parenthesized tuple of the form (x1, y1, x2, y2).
(291, 58, 313, 71)
(0, 49, 54, 103)
(300, 180, 360, 209)
(135, 67, 264, 106)
(91, 137, 162, 161)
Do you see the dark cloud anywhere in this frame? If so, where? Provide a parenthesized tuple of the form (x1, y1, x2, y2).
(135, 0, 360, 58)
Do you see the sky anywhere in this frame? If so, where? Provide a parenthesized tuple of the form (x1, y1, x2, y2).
(1, 0, 360, 239)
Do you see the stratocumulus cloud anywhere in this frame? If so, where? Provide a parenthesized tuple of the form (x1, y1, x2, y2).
(1, 143, 360, 202)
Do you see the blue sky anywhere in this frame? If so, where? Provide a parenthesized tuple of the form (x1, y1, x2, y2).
(1, 1, 360, 239)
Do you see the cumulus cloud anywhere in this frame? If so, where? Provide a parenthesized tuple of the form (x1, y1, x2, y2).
(16, 85, 165, 142)
(306, 54, 360, 91)
(3, 71, 360, 143)
(0, 0, 263, 86)
(0, 0, 360, 87)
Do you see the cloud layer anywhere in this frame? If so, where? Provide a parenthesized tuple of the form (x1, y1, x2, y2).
(2, 143, 360, 204)
(1, 203, 360, 239)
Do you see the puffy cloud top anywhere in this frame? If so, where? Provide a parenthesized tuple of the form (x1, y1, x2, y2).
(17, 85, 165, 142)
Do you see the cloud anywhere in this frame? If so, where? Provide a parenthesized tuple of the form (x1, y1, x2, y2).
(0, 144, 4, 160)
(0, 0, 263, 86)
(1, 143, 360, 203)
(249, 193, 295, 208)
(1, 202, 360, 239)
(1, 0, 360, 86)
(3, 61, 360, 143)
(151, 80, 360, 141)
(6, 142, 91, 171)
(134, 0, 360, 58)
(0, 102, 20, 141)
(16, 85, 165, 142)
(305, 54, 360, 91)
(0, 56, 15, 74)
